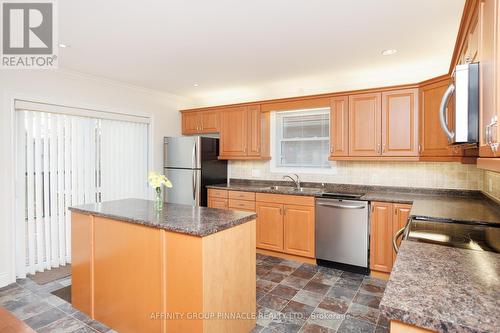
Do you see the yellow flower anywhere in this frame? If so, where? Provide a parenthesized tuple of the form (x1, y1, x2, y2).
(148, 171, 173, 189)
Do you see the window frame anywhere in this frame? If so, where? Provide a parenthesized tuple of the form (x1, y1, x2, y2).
(270, 108, 334, 174)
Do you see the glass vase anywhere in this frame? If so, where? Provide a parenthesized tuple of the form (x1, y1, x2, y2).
(154, 187, 163, 211)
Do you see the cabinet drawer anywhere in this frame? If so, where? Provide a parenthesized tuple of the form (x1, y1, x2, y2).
(228, 191, 256, 201)
(255, 193, 315, 206)
(208, 189, 228, 199)
(208, 198, 228, 210)
(228, 199, 256, 211)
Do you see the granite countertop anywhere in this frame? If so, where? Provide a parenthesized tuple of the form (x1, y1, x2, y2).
(208, 180, 500, 226)
(69, 198, 256, 237)
(380, 240, 500, 333)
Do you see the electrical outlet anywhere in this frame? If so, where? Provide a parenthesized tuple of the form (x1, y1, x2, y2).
(489, 178, 493, 192)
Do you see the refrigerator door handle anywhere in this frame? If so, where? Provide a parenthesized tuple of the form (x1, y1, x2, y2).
(192, 171, 196, 201)
(192, 142, 197, 168)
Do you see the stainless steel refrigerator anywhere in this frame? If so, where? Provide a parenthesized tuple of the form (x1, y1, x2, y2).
(163, 136, 227, 206)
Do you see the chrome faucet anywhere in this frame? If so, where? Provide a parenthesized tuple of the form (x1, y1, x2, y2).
(283, 174, 301, 190)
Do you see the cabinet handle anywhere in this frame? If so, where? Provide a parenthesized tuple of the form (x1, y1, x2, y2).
(283, 207, 287, 215)
(382, 144, 386, 153)
(377, 144, 381, 154)
(279, 207, 283, 215)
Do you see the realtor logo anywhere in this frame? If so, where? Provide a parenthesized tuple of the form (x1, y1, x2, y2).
(1, 0, 58, 68)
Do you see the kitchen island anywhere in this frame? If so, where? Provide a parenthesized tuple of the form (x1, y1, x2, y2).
(69, 198, 257, 333)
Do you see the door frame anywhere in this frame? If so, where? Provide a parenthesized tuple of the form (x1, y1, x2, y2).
(5, 91, 154, 284)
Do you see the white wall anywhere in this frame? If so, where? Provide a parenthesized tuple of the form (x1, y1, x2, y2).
(0, 70, 192, 287)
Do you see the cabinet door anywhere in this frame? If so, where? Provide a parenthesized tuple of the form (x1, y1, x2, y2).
(256, 202, 284, 252)
(330, 96, 349, 157)
(182, 112, 201, 134)
(247, 105, 261, 157)
(219, 107, 248, 157)
(370, 202, 393, 273)
(200, 111, 219, 133)
(208, 197, 228, 210)
(479, 0, 498, 157)
(283, 205, 315, 258)
(419, 80, 456, 157)
(392, 204, 411, 264)
(381, 89, 419, 156)
(349, 93, 382, 156)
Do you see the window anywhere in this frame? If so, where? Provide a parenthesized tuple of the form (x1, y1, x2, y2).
(274, 108, 330, 169)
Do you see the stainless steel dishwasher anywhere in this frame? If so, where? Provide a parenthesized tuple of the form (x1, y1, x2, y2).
(315, 193, 369, 274)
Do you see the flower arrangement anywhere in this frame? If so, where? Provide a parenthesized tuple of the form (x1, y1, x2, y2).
(148, 171, 173, 211)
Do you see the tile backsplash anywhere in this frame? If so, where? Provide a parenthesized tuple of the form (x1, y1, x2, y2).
(229, 161, 484, 190)
(483, 170, 500, 201)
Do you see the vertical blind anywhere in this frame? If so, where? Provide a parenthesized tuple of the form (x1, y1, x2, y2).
(15, 105, 149, 277)
(275, 108, 330, 168)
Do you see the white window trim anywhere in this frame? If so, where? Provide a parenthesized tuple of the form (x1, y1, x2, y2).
(269, 110, 337, 175)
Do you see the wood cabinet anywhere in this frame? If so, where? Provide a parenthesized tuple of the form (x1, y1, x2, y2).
(256, 193, 315, 258)
(419, 78, 458, 158)
(370, 202, 412, 274)
(381, 89, 419, 156)
(392, 204, 411, 263)
(349, 93, 382, 156)
(208, 197, 228, 210)
(283, 205, 315, 258)
(181, 110, 219, 134)
(256, 202, 284, 252)
(208, 190, 315, 258)
(370, 202, 393, 273)
(218, 105, 270, 160)
(479, 0, 499, 158)
(219, 107, 248, 157)
(247, 106, 262, 157)
(330, 96, 349, 157)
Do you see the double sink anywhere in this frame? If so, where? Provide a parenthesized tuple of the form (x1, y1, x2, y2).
(261, 185, 322, 194)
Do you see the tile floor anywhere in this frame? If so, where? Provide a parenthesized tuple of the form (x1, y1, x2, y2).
(0, 276, 115, 333)
(0, 254, 389, 332)
(254, 253, 389, 333)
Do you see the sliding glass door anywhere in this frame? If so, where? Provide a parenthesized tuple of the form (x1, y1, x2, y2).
(15, 103, 149, 277)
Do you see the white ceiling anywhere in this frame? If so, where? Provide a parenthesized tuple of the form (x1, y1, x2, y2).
(59, 0, 465, 106)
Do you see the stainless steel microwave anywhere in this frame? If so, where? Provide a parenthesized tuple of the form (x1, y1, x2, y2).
(439, 63, 479, 144)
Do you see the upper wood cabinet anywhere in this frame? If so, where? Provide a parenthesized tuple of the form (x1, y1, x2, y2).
(247, 106, 262, 157)
(181, 110, 219, 134)
(219, 107, 248, 157)
(330, 96, 349, 157)
(219, 106, 270, 160)
(479, 0, 499, 158)
(283, 204, 315, 258)
(419, 79, 457, 158)
(349, 93, 382, 156)
(381, 89, 419, 156)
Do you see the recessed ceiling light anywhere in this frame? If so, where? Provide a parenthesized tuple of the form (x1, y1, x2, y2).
(193, 83, 199, 87)
(381, 49, 397, 56)
(58, 43, 70, 48)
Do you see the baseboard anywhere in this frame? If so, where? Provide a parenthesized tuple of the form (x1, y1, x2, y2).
(0, 271, 14, 288)
(370, 270, 390, 280)
(256, 248, 317, 265)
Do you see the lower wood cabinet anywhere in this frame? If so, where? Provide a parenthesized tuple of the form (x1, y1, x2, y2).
(283, 204, 315, 258)
(256, 202, 284, 252)
(210, 189, 316, 259)
(370, 201, 412, 274)
(256, 193, 315, 259)
(208, 197, 228, 210)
